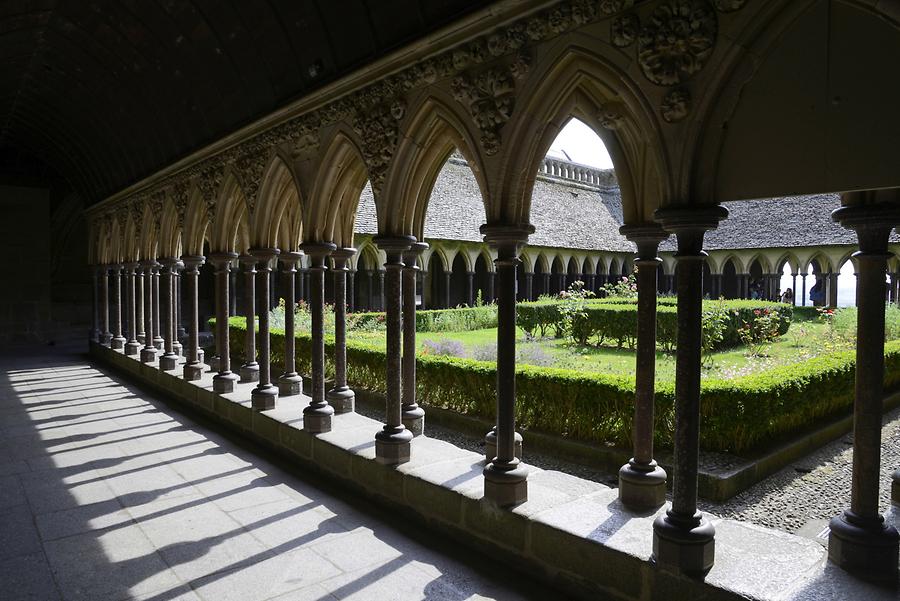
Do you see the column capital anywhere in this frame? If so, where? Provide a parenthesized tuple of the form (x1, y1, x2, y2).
(207, 251, 239, 268)
(181, 255, 205, 269)
(279, 251, 303, 270)
(331, 247, 357, 270)
(373, 235, 415, 260)
(158, 256, 179, 269)
(249, 247, 280, 269)
(299, 242, 336, 268)
(620, 223, 668, 261)
(402, 241, 427, 265)
(480, 223, 533, 260)
(832, 202, 900, 255)
(654, 204, 727, 256)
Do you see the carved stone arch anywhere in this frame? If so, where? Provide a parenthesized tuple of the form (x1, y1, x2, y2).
(252, 152, 304, 249)
(746, 253, 772, 274)
(277, 201, 304, 253)
(139, 201, 161, 260)
(122, 213, 140, 263)
(835, 249, 858, 274)
(497, 46, 667, 227)
(773, 250, 801, 275)
(473, 244, 496, 273)
(354, 240, 382, 272)
(519, 249, 537, 273)
(157, 197, 182, 259)
(382, 93, 491, 238)
(534, 251, 551, 274)
(306, 128, 369, 245)
(692, 0, 900, 204)
(182, 184, 210, 257)
(659, 254, 676, 276)
(108, 218, 123, 264)
(805, 252, 833, 274)
(210, 169, 250, 253)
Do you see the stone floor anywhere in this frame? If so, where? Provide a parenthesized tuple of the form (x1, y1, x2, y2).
(0, 347, 562, 601)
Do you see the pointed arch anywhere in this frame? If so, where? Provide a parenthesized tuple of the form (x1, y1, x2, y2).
(210, 169, 250, 253)
(306, 128, 369, 246)
(139, 203, 160, 260)
(498, 45, 666, 227)
(382, 94, 490, 238)
(122, 213, 140, 262)
(252, 152, 304, 249)
(158, 197, 181, 258)
(182, 184, 210, 256)
(108, 218, 123, 264)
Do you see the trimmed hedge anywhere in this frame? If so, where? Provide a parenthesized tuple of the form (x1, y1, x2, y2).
(516, 298, 793, 350)
(223, 317, 900, 454)
(347, 305, 497, 332)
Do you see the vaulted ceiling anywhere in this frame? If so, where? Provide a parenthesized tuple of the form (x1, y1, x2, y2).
(0, 0, 491, 202)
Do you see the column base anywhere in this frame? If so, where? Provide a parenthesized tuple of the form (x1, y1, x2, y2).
(401, 405, 425, 437)
(139, 347, 158, 363)
(303, 404, 335, 434)
(101, 333, 112, 346)
(828, 511, 899, 583)
(327, 387, 355, 413)
(483, 460, 528, 507)
(111, 336, 126, 350)
(197, 348, 205, 364)
(251, 384, 278, 411)
(159, 353, 179, 371)
(618, 460, 667, 509)
(892, 469, 900, 505)
(484, 429, 523, 462)
(207, 355, 219, 372)
(137, 333, 145, 345)
(183, 362, 205, 381)
(173, 341, 183, 356)
(652, 510, 716, 577)
(153, 337, 164, 350)
(213, 372, 239, 393)
(375, 426, 413, 465)
(124, 341, 141, 356)
(278, 373, 303, 397)
(239, 363, 260, 383)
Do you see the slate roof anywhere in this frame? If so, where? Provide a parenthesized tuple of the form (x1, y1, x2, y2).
(356, 157, 895, 252)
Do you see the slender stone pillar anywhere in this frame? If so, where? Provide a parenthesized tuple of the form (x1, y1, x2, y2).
(618, 226, 668, 508)
(228, 268, 238, 316)
(209, 252, 240, 393)
(100, 265, 111, 345)
(139, 261, 158, 363)
(277, 252, 303, 396)
(182, 256, 206, 381)
(652, 204, 727, 576)
(792, 273, 798, 305)
(373, 236, 415, 465)
(173, 260, 184, 356)
(327, 248, 356, 412)
(111, 265, 126, 349)
(543, 273, 551, 296)
(443, 271, 451, 308)
(158, 259, 179, 371)
(402, 242, 427, 435)
(481, 225, 532, 506)
(828, 272, 840, 307)
(378, 270, 386, 311)
(250, 248, 279, 410)
(524, 272, 534, 301)
(238, 255, 260, 383)
(136, 267, 145, 345)
(801, 273, 808, 306)
(828, 201, 900, 581)
(347, 269, 356, 313)
(124, 263, 141, 355)
(151, 263, 164, 350)
(91, 266, 101, 342)
(466, 271, 475, 306)
(300, 243, 337, 432)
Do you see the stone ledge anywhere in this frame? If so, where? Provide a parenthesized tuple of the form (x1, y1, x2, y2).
(89, 342, 898, 601)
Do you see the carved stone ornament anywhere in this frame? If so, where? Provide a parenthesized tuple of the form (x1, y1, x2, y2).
(197, 162, 224, 213)
(598, 102, 627, 129)
(713, 0, 746, 11)
(661, 87, 691, 122)
(352, 100, 405, 195)
(598, 0, 635, 16)
(612, 13, 639, 47)
(234, 149, 268, 208)
(172, 181, 189, 228)
(637, 1, 717, 86)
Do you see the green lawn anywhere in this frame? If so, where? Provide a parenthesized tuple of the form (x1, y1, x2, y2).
(345, 320, 844, 383)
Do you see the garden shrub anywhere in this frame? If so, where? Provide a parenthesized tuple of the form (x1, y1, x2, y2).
(348, 305, 497, 333)
(223, 318, 900, 454)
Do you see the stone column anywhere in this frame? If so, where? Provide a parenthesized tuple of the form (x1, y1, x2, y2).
(300, 243, 337, 432)
(100, 265, 111, 345)
(892, 273, 900, 306)
(618, 226, 668, 508)
(173, 260, 184, 356)
(347, 269, 356, 313)
(792, 273, 798, 305)
(524, 272, 534, 301)
(365, 270, 374, 310)
(228, 268, 238, 316)
(238, 255, 259, 383)
(159, 258, 179, 371)
(182, 256, 205, 381)
(139, 261, 158, 363)
(91, 266, 100, 342)
(277, 252, 303, 396)
(378, 270, 386, 311)
(652, 204, 727, 576)
(828, 272, 840, 307)
(482, 225, 532, 507)
(136, 266, 145, 345)
(209, 252, 240, 393)
(486, 271, 495, 303)
(466, 271, 475, 306)
(402, 242, 427, 435)
(111, 265, 126, 349)
(124, 263, 141, 355)
(801, 273, 808, 306)
(152, 262, 164, 350)
(250, 248, 279, 410)
(543, 273, 551, 297)
(828, 201, 900, 581)
(373, 236, 415, 465)
(585, 273, 594, 294)
(443, 271, 451, 308)
(328, 248, 357, 412)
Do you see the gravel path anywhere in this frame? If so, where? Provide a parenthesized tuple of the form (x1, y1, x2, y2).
(358, 400, 900, 535)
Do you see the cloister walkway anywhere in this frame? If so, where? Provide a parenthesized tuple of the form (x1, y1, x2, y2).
(0, 347, 551, 601)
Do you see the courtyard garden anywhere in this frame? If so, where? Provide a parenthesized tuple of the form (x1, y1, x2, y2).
(220, 277, 900, 456)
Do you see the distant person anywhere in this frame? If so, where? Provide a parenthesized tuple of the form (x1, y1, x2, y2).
(809, 280, 824, 306)
(780, 287, 794, 304)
